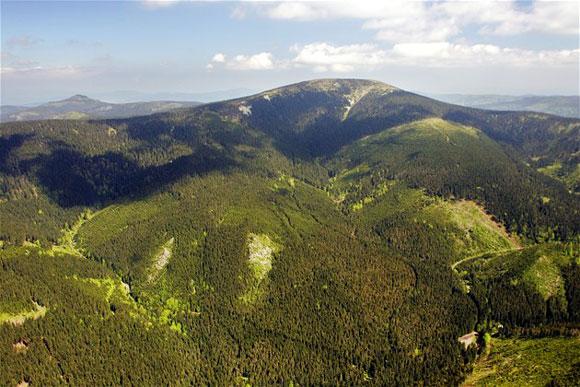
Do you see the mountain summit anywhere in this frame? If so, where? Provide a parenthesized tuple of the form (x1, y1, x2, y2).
(63, 94, 96, 102)
(0, 79, 578, 386)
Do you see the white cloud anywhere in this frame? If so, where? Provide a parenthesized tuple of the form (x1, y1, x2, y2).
(391, 42, 579, 67)
(264, 2, 331, 21)
(208, 51, 277, 71)
(292, 42, 388, 72)
(289, 41, 579, 71)
(438, 1, 579, 36)
(257, 1, 579, 41)
(206, 41, 578, 74)
(141, 0, 180, 9)
(211, 53, 226, 63)
(229, 52, 275, 70)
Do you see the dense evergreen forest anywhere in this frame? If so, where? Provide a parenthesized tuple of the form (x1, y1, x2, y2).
(1, 79, 578, 385)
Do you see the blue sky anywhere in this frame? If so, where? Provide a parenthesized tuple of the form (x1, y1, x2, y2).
(1, 0, 579, 104)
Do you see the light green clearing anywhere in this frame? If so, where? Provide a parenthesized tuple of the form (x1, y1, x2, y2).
(239, 233, 281, 305)
(0, 301, 47, 326)
(463, 337, 580, 386)
(438, 200, 520, 261)
(522, 254, 565, 300)
(247, 233, 279, 281)
(66, 275, 152, 324)
(159, 297, 184, 334)
(55, 111, 89, 120)
(389, 117, 481, 139)
(537, 161, 580, 192)
(351, 181, 395, 212)
(148, 237, 175, 282)
(327, 163, 371, 205)
(49, 209, 96, 257)
(454, 243, 575, 303)
(67, 275, 131, 304)
(537, 161, 562, 176)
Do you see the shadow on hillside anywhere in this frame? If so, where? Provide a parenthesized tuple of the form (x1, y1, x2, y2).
(0, 133, 33, 174)
(28, 144, 238, 207)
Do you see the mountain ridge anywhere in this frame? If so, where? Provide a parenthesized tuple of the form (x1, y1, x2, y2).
(0, 95, 202, 122)
(0, 78, 578, 386)
(430, 93, 580, 118)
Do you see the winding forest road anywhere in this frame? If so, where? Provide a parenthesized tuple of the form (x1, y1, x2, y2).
(451, 247, 525, 270)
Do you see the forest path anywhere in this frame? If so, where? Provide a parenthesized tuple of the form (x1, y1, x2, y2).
(451, 247, 525, 271)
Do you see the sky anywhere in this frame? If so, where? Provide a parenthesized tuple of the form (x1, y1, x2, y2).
(1, 0, 579, 105)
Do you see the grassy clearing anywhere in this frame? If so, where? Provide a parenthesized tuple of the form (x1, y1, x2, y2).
(0, 301, 47, 326)
(148, 237, 175, 282)
(463, 337, 580, 386)
(67, 276, 132, 305)
(431, 199, 520, 260)
(458, 243, 575, 296)
(348, 179, 519, 263)
(388, 117, 481, 139)
(247, 233, 279, 281)
(537, 161, 580, 193)
(239, 233, 281, 305)
(50, 209, 95, 257)
(523, 253, 567, 301)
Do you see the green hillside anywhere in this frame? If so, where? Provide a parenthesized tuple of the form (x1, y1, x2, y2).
(463, 336, 580, 386)
(1, 79, 578, 385)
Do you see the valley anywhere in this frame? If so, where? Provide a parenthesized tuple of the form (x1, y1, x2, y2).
(0, 79, 578, 385)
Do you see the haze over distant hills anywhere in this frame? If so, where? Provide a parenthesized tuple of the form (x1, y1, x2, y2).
(431, 94, 580, 118)
(0, 95, 201, 122)
(89, 88, 256, 104)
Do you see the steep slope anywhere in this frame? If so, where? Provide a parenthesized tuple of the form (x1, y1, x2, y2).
(456, 242, 578, 328)
(0, 246, 209, 385)
(0, 95, 201, 122)
(0, 79, 579, 385)
(200, 79, 579, 191)
(328, 117, 578, 240)
(464, 336, 580, 386)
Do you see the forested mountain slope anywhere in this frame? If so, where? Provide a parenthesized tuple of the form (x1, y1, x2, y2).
(1, 79, 578, 385)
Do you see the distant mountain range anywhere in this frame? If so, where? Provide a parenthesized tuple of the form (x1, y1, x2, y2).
(90, 88, 256, 103)
(431, 94, 580, 118)
(0, 95, 202, 122)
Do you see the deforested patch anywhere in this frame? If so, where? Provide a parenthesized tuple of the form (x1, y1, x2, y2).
(238, 104, 252, 116)
(239, 233, 281, 305)
(523, 254, 565, 300)
(148, 237, 175, 282)
(0, 301, 47, 326)
(12, 339, 29, 353)
(342, 83, 397, 120)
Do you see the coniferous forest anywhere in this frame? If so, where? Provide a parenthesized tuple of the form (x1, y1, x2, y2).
(1, 79, 579, 385)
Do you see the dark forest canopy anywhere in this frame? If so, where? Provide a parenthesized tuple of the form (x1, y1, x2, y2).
(1, 79, 578, 385)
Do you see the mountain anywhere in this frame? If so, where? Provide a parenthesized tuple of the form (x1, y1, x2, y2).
(90, 88, 257, 103)
(0, 105, 29, 117)
(0, 95, 202, 122)
(431, 93, 580, 119)
(0, 79, 578, 385)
